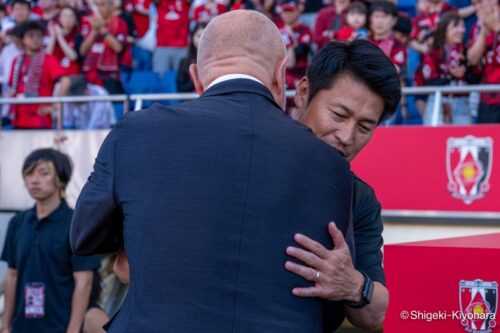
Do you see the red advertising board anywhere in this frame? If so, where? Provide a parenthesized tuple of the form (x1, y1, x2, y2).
(351, 125, 500, 215)
(384, 233, 500, 333)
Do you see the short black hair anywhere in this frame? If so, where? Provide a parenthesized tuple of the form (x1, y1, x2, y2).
(22, 148, 73, 188)
(369, 1, 397, 17)
(19, 20, 44, 39)
(348, 1, 367, 15)
(11, 0, 31, 9)
(67, 75, 89, 96)
(393, 15, 412, 35)
(8, 23, 24, 38)
(306, 39, 401, 123)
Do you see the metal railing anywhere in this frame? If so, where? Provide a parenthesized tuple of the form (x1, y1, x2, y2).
(0, 84, 499, 131)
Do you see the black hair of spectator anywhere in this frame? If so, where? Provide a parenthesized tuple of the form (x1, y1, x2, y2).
(8, 23, 25, 38)
(433, 12, 463, 60)
(19, 20, 45, 39)
(187, 22, 208, 63)
(0, 4, 7, 13)
(369, 1, 397, 17)
(227, 0, 256, 10)
(393, 15, 412, 36)
(348, 1, 367, 15)
(306, 39, 401, 123)
(67, 76, 89, 96)
(22, 148, 73, 189)
(11, 0, 31, 9)
(60, 5, 81, 28)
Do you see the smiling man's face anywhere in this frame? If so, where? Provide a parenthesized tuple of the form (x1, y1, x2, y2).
(295, 74, 384, 162)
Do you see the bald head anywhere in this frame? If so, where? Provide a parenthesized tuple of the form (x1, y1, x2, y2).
(195, 10, 287, 90)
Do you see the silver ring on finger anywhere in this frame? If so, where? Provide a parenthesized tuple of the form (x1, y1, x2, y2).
(314, 270, 320, 281)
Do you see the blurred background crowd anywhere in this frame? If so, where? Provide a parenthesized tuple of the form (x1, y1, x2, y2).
(0, 0, 498, 129)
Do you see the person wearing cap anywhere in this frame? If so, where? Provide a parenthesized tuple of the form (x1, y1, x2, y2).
(276, 0, 312, 90)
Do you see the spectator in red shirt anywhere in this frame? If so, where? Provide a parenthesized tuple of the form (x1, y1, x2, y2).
(46, 6, 82, 76)
(80, 0, 128, 94)
(125, 0, 151, 38)
(35, 0, 60, 26)
(334, 1, 368, 41)
(368, 2, 407, 74)
(422, 12, 470, 125)
(368, 1, 408, 124)
(153, 0, 190, 74)
(276, 0, 312, 90)
(193, 0, 227, 23)
(467, 0, 500, 123)
(8, 21, 66, 129)
(409, 0, 475, 54)
(1, 0, 32, 35)
(313, 0, 350, 50)
(176, 22, 206, 92)
(114, 0, 137, 71)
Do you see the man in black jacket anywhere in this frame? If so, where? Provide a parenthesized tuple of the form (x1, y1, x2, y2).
(71, 10, 353, 332)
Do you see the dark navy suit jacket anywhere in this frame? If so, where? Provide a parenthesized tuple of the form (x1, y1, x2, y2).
(70, 79, 352, 332)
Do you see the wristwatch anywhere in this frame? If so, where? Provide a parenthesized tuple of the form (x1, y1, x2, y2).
(343, 271, 374, 309)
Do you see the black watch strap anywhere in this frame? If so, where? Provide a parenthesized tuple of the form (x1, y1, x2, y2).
(343, 271, 374, 309)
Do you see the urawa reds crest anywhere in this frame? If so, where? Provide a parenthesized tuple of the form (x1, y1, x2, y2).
(447, 136, 493, 204)
(459, 280, 498, 333)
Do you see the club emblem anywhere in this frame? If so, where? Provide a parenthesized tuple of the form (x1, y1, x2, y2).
(459, 280, 497, 333)
(447, 136, 493, 204)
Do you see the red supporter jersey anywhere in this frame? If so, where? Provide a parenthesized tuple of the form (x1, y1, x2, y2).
(193, 2, 226, 23)
(335, 26, 355, 41)
(52, 30, 82, 76)
(369, 35, 407, 74)
(8, 53, 65, 128)
(468, 23, 500, 105)
(421, 45, 465, 85)
(81, 15, 128, 85)
(277, 22, 312, 88)
(125, 0, 151, 38)
(313, 4, 348, 50)
(156, 0, 190, 47)
(230, 2, 245, 10)
(410, 2, 456, 41)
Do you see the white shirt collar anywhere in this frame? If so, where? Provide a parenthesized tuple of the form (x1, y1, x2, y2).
(207, 74, 264, 90)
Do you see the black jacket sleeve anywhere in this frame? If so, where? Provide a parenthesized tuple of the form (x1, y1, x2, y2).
(70, 121, 124, 255)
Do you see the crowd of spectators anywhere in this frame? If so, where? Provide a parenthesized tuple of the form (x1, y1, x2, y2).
(0, 0, 498, 129)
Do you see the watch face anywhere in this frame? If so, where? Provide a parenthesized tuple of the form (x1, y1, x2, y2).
(343, 272, 374, 309)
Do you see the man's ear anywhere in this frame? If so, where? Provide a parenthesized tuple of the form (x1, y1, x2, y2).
(189, 63, 204, 95)
(294, 76, 309, 110)
(271, 55, 289, 111)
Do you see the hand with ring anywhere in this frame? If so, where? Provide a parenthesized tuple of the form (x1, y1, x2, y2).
(284, 222, 365, 302)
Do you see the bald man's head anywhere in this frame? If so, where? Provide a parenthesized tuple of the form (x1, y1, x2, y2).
(189, 10, 288, 109)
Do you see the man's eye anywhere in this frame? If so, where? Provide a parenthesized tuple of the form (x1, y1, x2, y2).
(358, 124, 372, 134)
(331, 111, 346, 119)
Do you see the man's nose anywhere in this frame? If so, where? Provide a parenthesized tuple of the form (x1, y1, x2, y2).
(336, 124, 355, 146)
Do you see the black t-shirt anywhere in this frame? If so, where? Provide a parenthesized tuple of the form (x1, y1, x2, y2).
(352, 173, 386, 286)
(1, 201, 101, 333)
(324, 174, 386, 332)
